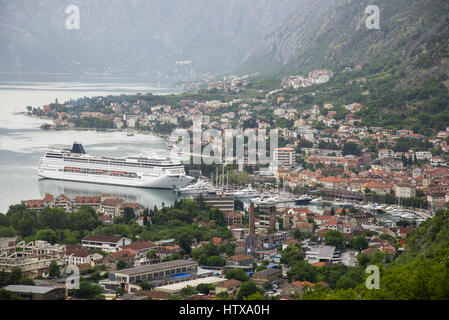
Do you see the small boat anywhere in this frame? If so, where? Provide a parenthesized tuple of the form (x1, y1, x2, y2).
(310, 197, 323, 205)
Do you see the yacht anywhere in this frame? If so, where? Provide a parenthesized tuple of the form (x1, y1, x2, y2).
(233, 186, 260, 199)
(178, 179, 216, 195)
(295, 195, 313, 205)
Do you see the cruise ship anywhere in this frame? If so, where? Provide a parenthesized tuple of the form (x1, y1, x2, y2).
(38, 142, 194, 189)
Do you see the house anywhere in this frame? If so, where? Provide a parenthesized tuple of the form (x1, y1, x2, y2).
(81, 235, 131, 253)
(211, 237, 224, 246)
(98, 215, 114, 225)
(296, 222, 313, 234)
(73, 196, 101, 211)
(415, 151, 433, 161)
(362, 182, 393, 195)
(65, 244, 103, 266)
(215, 279, 241, 296)
(225, 255, 254, 269)
(135, 290, 170, 300)
(119, 241, 157, 254)
(305, 246, 341, 264)
(111, 249, 141, 269)
(224, 212, 243, 226)
(430, 156, 446, 167)
(282, 281, 315, 299)
(394, 183, 416, 198)
(53, 194, 73, 212)
(252, 268, 282, 287)
(282, 239, 300, 251)
(348, 212, 374, 225)
(397, 226, 416, 238)
(3, 285, 66, 300)
(122, 203, 145, 217)
(378, 149, 394, 159)
(100, 198, 125, 218)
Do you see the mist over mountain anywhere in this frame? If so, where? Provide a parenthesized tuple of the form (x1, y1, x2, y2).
(0, 0, 300, 82)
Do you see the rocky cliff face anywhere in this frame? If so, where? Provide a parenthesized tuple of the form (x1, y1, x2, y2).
(240, 0, 449, 81)
(0, 0, 300, 81)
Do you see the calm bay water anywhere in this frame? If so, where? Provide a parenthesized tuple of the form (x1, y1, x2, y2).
(0, 81, 180, 213)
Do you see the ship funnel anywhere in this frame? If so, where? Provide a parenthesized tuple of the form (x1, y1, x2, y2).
(71, 142, 86, 154)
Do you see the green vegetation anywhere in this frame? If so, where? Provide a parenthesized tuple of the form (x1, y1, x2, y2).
(0, 267, 34, 287)
(1, 204, 100, 243)
(237, 281, 263, 300)
(74, 117, 115, 129)
(69, 281, 104, 300)
(304, 208, 449, 299)
(225, 269, 250, 282)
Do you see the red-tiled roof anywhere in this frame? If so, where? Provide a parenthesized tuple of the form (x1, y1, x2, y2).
(227, 254, 254, 262)
(216, 279, 241, 288)
(291, 281, 315, 288)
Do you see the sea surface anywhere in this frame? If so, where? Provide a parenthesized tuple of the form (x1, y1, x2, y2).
(0, 80, 180, 213)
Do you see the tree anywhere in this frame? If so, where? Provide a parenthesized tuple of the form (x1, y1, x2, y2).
(234, 199, 244, 211)
(6, 205, 38, 237)
(246, 292, 266, 300)
(140, 282, 154, 291)
(71, 282, 103, 299)
(117, 260, 128, 270)
(69, 207, 99, 231)
(356, 252, 371, 268)
(176, 232, 194, 255)
(123, 207, 136, 224)
(342, 142, 361, 156)
(146, 250, 158, 260)
(196, 283, 212, 295)
(225, 269, 250, 282)
(206, 256, 225, 267)
(0, 289, 22, 300)
(36, 229, 59, 244)
(181, 285, 198, 297)
(237, 281, 261, 300)
(324, 230, 345, 250)
(280, 245, 304, 266)
(49, 261, 60, 279)
(38, 207, 68, 230)
(7, 267, 23, 285)
(287, 260, 316, 282)
(348, 236, 369, 251)
(263, 281, 273, 292)
(115, 286, 125, 297)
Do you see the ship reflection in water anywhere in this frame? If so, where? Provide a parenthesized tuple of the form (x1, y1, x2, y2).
(38, 179, 179, 209)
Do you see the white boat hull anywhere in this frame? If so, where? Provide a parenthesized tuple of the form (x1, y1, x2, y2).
(38, 168, 193, 189)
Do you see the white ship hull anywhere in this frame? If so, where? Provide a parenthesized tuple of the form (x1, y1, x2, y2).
(38, 168, 193, 189)
(38, 142, 193, 190)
